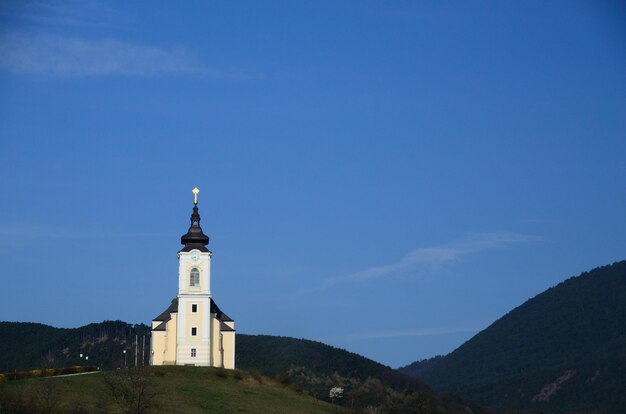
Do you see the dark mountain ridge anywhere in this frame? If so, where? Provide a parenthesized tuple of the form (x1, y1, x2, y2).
(0, 320, 151, 372)
(399, 260, 626, 413)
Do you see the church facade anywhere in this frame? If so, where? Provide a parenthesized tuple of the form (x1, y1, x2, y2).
(150, 189, 235, 368)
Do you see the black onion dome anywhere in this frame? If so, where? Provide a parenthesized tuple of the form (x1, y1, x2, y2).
(180, 204, 210, 252)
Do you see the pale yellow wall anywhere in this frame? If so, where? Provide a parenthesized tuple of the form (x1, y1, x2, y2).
(222, 331, 235, 369)
(207, 315, 235, 369)
(151, 331, 166, 365)
(210, 314, 222, 367)
(151, 312, 178, 366)
(184, 300, 204, 341)
(163, 313, 178, 365)
(176, 297, 211, 365)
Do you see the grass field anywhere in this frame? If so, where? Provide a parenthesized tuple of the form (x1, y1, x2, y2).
(0, 366, 342, 414)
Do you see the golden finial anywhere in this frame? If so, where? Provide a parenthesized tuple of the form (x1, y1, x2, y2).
(192, 187, 200, 205)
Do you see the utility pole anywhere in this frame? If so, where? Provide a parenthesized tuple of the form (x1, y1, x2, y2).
(135, 335, 138, 367)
(142, 335, 146, 366)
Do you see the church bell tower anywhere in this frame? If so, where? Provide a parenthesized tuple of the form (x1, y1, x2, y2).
(176, 187, 212, 365)
(151, 188, 235, 368)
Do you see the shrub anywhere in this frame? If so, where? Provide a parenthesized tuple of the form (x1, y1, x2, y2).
(59, 365, 82, 375)
(0, 373, 5, 382)
(215, 368, 228, 379)
(4, 370, 45, 381)
(275, 371, 290, 384)
(0, 382, 35, 412)
(32, 378, 65, 414)
(329, 386, 344, 402)
(250, 370, 263, 383)
(233, 370, 244, 381)
(13, 371, 29, 380)
(44, 368, 55, 377)
(83, 365, 97, 373)
(103, 368, 159, 414)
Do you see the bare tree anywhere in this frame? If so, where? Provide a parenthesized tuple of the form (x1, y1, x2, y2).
(34, 379, 65, 414)
(102, 368, 159, 414)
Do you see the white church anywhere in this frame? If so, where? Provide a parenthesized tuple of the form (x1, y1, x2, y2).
(150, 188, 235, 368)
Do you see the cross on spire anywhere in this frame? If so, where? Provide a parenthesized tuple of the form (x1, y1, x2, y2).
(192, 187, 200, 205)
(181, 188, 209, 251)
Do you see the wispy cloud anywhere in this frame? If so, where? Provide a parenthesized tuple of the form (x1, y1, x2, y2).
(322, 232, 540, 288)
(0, 0, 124, 29)
(0, 31, 215, 77)
(0, 1, 255, 78)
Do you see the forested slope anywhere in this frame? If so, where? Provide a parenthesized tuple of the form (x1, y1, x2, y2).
(400, 260, 626, 413)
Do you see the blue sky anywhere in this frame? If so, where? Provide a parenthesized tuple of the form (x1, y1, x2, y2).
(0, 1, 625, 368)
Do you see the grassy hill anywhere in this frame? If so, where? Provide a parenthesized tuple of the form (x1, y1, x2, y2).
(0, 323, 482, 413)
(399, 260, 626, 413)
(0, 365, 338, 414)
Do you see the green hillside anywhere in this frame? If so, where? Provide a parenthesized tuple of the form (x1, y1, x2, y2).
(0, 321, 150, 372)
(236, 334, 482, 413)
(0, 323, 481, 413)
(0, 365, 337, 414)
(400, 260, 626, 413)
(237, 334, 429, 391)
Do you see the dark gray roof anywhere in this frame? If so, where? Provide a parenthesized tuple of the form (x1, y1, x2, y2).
(152, 297, 233, 330)
(220, 321, 235, 332)
(153, 321, 167, 331)
(210, 298, 234, 322)
(153, 298, 178, 322)
(180, 204, 210, 252)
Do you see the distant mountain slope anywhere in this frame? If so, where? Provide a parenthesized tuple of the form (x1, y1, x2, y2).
(0, 320, 150, 372)
(236, 334, 482, 413)
(400, 260, 626, 413)
(237, 334, 427, 390)
(398, 355, 443, 379)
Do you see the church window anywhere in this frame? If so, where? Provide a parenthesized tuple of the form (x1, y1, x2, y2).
(191, 327, 197, 336)
(191, 348, 196, 357)
(192, 304, 197, 312)
(190, 268, 200, 287)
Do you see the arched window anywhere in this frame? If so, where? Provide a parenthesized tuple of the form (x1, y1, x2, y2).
(190, 268, 200, 287)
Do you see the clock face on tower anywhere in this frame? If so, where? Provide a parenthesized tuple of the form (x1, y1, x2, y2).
(191, 251, 199, 262)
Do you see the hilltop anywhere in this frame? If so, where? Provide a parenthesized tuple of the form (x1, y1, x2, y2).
(399, 260, 626, 413)
(0, 365, 337, 414)
(0, 322, 482, 413)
